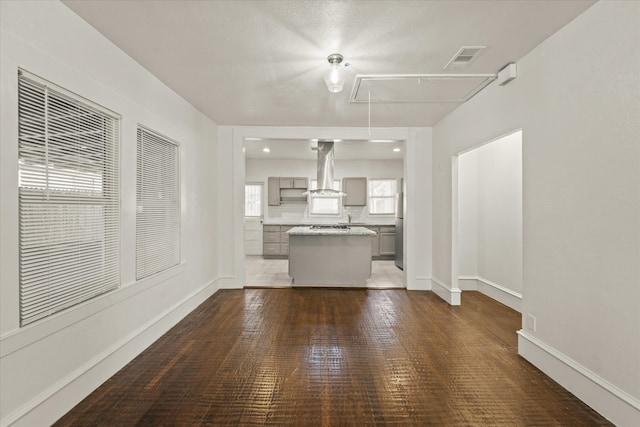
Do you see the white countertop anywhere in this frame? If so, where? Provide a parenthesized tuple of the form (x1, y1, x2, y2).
(265, 222, 394, 227)
(287, 226, 377, 236)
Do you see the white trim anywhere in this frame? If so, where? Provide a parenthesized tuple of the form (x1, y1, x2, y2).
(0, 278, 220, 427)
(431, 277, 461, 305)
(1, 262, 187, 358)
(457, 276, 522, 312)
(407, 276, 432, 291)
(518, 330, 640, 427)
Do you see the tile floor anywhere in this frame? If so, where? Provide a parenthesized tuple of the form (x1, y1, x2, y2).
(244, 255, 405, 288)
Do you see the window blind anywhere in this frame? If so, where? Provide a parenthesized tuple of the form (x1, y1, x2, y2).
(369, 179, 397, 214)
(309, 179, 341, 215)
(136, 126, 180, 280)
(18, 70, 120, 326)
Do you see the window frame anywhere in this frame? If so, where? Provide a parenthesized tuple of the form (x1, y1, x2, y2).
(135, 125, 181, 281)
(368, 178, 398, 216)
(17, 69, 121, 326)
(308, 179, 342, 217)
(244, 182, 263, 218)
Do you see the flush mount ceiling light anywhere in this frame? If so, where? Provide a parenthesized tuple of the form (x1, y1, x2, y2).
(323, 53, 347, 93)
(262, 148, 270, 153)
(393, 148, 401, 152)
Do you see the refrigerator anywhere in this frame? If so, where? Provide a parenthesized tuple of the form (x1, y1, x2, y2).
(394, 189, 404, 270)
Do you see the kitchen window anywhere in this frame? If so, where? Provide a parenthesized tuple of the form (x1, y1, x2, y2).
(245, 183, 263, 217)
(309, 179, 341, 216)
(136, 126, 180, 280)
(18, 70, 120, 326)
(368, 179, 397, 215)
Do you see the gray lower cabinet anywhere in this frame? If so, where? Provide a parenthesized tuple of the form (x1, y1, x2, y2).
(379, 226, 396, 256)
(366, 225, 395, 259)
(263, 225, 293, 258)
(264, 224, 394, 259)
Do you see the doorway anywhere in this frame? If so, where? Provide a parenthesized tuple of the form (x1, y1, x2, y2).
(244, 182, 264, 255)
(454, 130, 523, 311)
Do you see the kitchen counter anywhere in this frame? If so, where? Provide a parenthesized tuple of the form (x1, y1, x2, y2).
(287, 226, 374, 287)
(264, 221, 394, 226)
(287, 226, 376, 236)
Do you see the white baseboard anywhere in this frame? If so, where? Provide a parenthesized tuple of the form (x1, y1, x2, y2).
(457, 276, 522, 312)
(3, 278, 221, 427)
(407, 276, 432, 291)
(518, 330, 640, 427)
(431, 277, 461, 305)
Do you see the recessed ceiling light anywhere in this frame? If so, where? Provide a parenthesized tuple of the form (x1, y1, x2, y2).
(393, 148, 401, 152)
(262, 148, 271, 153)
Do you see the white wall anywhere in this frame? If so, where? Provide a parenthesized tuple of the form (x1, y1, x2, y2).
(434, 2, 640, 425)
(0, 2, 219, 425)
(457, 150, 479, 277)
(245, 158, 403, 223)
(458, 132, 523, 310)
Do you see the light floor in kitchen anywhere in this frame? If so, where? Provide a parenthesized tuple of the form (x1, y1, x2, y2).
(245, 255, 405, 288)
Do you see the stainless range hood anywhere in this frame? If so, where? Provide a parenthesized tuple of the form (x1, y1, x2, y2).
(309, 140, 345, 196)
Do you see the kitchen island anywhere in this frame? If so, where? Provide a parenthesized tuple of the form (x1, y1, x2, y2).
(287, 226, 376, 287)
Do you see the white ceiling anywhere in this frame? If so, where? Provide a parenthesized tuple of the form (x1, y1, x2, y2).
(244, 138, 404, 160)
(63, 0, 594, 128)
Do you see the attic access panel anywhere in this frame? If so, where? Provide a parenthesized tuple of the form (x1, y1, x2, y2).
(349, 74, 496, 103)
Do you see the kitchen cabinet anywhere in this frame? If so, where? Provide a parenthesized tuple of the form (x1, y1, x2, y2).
(269, 176, 308, 205)
(379, 226, 396, 256)
(293, 178, 308, 189)
(365, 225, 395, 259)
(279, 177, 294, 188)
(263, 225, 294, 258)
(268, 177, 280, 206)
(342, 177, 367, 206)
(279, 177, 308, 189)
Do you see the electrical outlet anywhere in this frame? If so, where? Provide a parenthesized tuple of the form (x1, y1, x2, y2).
(526, 313, 537, 332)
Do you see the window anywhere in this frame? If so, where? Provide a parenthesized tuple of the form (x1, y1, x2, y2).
(136, 126, 180, 280)
(245, 183, 263, 217)
(18, 70, 120, 326)
(309, 179, 341, 215)
(369, 179, 397, 215)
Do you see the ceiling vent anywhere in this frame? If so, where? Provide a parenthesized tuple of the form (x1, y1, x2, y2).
(444, 46, 486, 70)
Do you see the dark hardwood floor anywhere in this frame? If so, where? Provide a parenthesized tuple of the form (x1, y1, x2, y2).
(55, 289, 610, 426)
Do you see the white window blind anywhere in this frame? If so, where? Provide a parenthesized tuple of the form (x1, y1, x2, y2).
(136, 126, 180, 280)
(369, 179, 397, 215)
(18, 70, 120, 326)
(245, 184, 262, 217)
(309, 179, 341, 215)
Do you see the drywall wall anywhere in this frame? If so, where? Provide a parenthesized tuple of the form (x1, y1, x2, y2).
(245, 158, 403, 223)
(457, 150, 479, 277)
(433, 1, 639, 425)
(0, 1, 219, 425)
(458, 132, 523, 300)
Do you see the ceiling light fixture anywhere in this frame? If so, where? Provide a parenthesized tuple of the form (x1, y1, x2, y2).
(262, 148, 270, 153)
(393, 148, 401, 152)
(323, 53, 346, 93)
